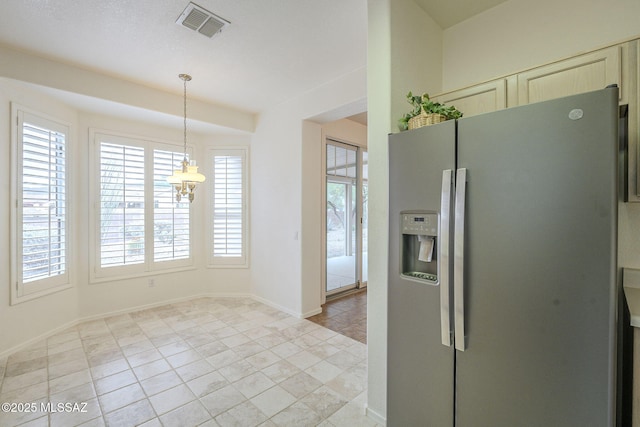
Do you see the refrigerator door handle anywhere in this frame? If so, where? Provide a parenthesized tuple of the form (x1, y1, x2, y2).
(454, 168, 467, 351)
(440, 169, 453, 347)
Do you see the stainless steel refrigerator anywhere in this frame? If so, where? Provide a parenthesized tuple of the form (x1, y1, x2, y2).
(387, 87, 620, 426)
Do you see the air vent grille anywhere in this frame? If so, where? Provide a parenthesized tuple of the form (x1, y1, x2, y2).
(176, 2, 229, 39)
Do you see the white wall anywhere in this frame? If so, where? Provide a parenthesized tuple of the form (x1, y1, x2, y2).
(366, 0, 443, 420)
(442, 0, 640, 91)
(391, 0, 443, 128)
(250, 67, 367, 317)
(367, 0, 640, 422)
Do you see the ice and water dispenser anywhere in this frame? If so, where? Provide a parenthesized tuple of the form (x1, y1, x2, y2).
(401, 211, 439, 283)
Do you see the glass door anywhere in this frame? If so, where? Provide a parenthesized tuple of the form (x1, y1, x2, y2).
(325, 140, 367, 296)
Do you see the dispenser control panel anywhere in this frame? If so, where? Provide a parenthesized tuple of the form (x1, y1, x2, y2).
(402, 213, 438, 236)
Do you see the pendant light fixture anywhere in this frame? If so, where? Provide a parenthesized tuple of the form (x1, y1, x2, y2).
(167, 73, 205, 202)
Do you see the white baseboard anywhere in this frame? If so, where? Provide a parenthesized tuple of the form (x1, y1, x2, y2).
(301, 307, 322, 318)
(250, 294, 300, 318)
(0, 318, 79, 360)
(250, 295, 322, 319)
(366, 405, 386, 426)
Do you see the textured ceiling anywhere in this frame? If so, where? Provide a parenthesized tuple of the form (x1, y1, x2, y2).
(0, 0, 506, 124)
(0, 0, 367, 115)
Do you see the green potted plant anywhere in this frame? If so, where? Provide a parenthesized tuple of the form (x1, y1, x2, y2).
(398, 91, 463, 131)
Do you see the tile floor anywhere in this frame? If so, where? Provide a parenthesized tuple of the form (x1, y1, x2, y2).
(307, 291, 367, 344)
(0, 297, 378, 427)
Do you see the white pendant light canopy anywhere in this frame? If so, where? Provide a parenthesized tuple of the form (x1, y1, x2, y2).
(167, 73, 205, 202)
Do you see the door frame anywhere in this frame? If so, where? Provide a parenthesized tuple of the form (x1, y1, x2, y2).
(322, 137, 367, 303)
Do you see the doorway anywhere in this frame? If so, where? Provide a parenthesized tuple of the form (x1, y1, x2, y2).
(325, 139, 367, 297)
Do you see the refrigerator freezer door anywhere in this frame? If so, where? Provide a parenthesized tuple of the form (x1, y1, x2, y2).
(454, 88, 618, 426)
(387, 120, 456, 426)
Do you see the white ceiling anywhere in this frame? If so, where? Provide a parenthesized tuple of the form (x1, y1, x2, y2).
(0, 0, 505, 126)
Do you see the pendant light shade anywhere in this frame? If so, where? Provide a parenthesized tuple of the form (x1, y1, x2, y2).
(167, 73, 205, 202)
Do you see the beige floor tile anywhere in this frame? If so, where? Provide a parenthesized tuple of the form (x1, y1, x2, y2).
(269, 401, 322, 427)
(159, 400, 211, 427)
(300, 385, 348, 419)
(186, 370, 228, 398)
(232, 372, 275, 399)
(287, 350, 322, 371)
(199, 384, 246, 417)
(50, 382, 97, 406)
(49, 368, 92, 394)
(305, 360, 343, 384)
(133, 358, 172, 382)
(98, 382, 146, 414)
(175, 359, 215, 382)
(49, 357, 90, 380)
(261, 360, 301, 384)
(94, 370, 137, 395)
(48, 347, 87, 367)
(250, 385, 297, 417)
(149, 383, 196, 415)
(218, 359, 257, 383)
(103, 398, 155, 427)
(215, 400, 267, 427)
(139, 370, 182, 396)
(0, 368, 47, 394)
(50, 397, 103, 427)
(166, 348, 201, 369)
(1, 296, 373, 426)
(90, 358, 129, 381)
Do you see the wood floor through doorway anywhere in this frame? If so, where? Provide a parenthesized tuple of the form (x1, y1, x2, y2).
(307, 291, 367, 344)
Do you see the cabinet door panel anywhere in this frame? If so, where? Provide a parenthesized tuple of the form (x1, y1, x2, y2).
(518, 46, 621, 104)
(433, 79, 507, 118)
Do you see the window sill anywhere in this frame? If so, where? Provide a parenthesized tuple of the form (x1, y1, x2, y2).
(90, 265, 197, 284)
(11, 283, 74, 306)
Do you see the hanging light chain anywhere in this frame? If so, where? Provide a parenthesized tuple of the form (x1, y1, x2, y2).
(169, 73, 203, 204)
(180, 73, 191, 160)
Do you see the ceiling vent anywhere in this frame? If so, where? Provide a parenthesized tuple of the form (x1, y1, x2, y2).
(176, 2, 230, 38)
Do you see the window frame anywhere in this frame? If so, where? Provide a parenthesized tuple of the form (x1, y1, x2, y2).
(208, 146, 249, 268)
(10, 103, 72, 304)
(90, 129, 196, 282)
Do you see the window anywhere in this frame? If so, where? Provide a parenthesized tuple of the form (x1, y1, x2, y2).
(92, 131, 193, 280)
(99, 142, 145, 268)
(153, 149, 190, 262)
(209, 147, 248, 267)
(11, 105, 71, 303)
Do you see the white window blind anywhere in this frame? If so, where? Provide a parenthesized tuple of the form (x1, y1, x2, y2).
(92, 132, 194, 281)
(99, 142, 145, 267)
(12, 107, 71, 303)
(153, 149, 190, 262)
(211, 148, 247, 266)
(20, 118, 67, 282)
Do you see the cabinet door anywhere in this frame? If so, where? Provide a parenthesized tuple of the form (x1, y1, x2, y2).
(433, 79, 510, 118)
(518, 46, 621, 105)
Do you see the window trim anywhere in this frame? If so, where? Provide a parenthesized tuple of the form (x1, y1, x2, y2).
(10, 103, 73, 305)
(207, 146, 249, 268)
(89, 129, 197, 283)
